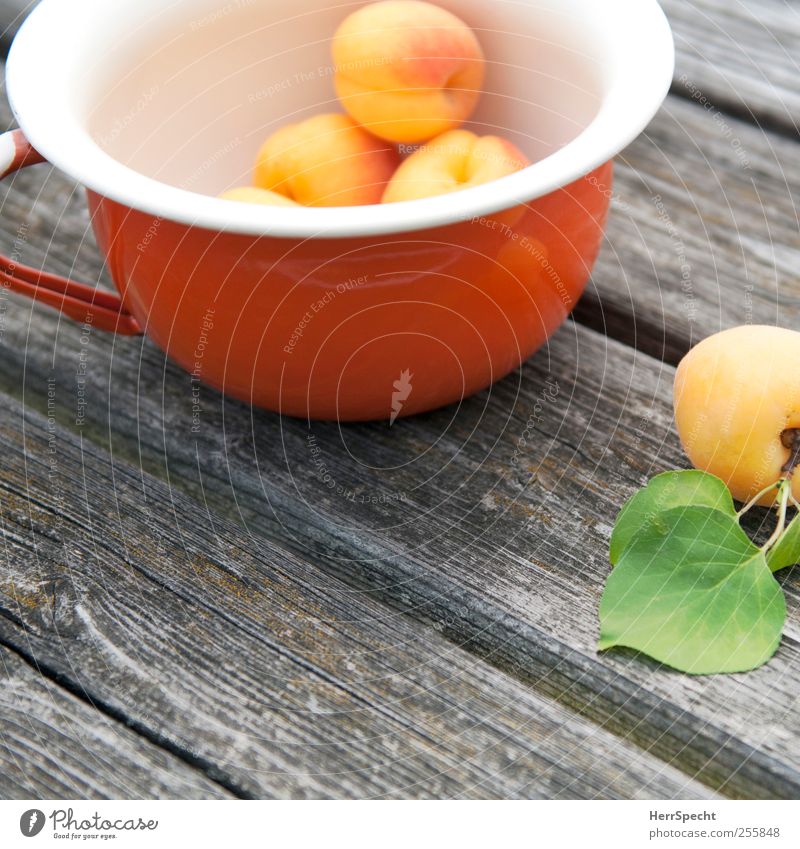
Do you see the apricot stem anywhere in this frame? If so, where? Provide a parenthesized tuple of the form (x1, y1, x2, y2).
(781, 428, 800, 475)
(737, 481, 781, 518)
(762, 479, 792, 553)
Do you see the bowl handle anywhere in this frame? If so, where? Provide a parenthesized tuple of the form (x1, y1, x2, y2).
(0, 129, 142, 336)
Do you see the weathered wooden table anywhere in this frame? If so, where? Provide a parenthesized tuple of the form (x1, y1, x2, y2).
(0, 0, 798, 800)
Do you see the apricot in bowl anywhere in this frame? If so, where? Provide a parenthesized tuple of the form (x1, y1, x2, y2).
(332, 0, 485, 144)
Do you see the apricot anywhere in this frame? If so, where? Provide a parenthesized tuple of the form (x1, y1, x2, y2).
(382, 129, 529, 203)
(673, 325, 800, 504)
(253, 113, 401, 206)
(332, 1, 485, 144)
(219, 187, 300, 206)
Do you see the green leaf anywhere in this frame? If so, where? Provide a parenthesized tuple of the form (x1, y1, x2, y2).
(610, 471, 736, 565)
(767, 513, 800, 573)
(599, 506, 785, 674)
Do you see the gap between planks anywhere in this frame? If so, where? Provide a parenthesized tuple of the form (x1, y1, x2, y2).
(0, 642, 237, 799)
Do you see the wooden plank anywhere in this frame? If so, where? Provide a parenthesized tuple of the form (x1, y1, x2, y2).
(662, 0, 800, 135)
(110, 324, 800, 800)
(575, 91, 800, 364)
(0, 251, 794, 796)
(0, 1, 29, 53)
(0, 644, 234, 799)
(0, 396, 715, 800)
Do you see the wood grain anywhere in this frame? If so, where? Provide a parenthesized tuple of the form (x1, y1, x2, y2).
(662, 0, 800, 135)
(0, 1, 30, 53)
(575, 93, 800, 364)
(0, 645, 234, 799)
(0, 392, 715, 800)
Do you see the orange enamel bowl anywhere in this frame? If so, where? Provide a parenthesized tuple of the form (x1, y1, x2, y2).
(1, 0, 673, 421)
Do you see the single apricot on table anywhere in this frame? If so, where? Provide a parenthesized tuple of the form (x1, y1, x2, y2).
(332, 1, 485, 144)
(254, 113, 401, 207)
(219, 187, 300, 206)
(673, 324, 800, 505)
(382, 129, 530, 203)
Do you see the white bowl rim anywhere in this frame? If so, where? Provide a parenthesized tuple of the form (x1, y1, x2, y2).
(6, 0, 675, 239)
